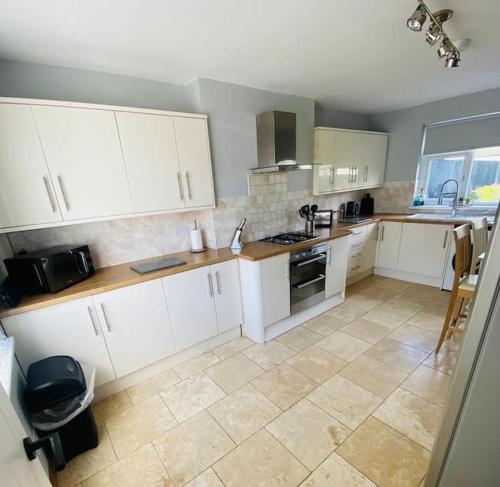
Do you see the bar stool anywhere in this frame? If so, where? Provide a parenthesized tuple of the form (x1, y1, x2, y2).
(470, 217, 488, 275)
(436, 224, 476, 353)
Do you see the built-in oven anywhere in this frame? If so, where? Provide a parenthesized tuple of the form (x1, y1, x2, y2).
(290, 243, 327, 314)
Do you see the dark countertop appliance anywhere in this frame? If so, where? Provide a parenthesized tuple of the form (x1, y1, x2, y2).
(4, 245, 94, 295)
(346, 201, 360, 219)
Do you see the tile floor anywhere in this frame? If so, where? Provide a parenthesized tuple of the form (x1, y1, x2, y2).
(58, 276, 461, 487)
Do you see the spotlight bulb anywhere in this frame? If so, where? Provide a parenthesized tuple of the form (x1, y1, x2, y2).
(407, 4, 427, 31)
(445, 50, 460, 68)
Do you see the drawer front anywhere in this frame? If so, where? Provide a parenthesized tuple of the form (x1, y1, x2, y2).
(348, 228, 367, 250)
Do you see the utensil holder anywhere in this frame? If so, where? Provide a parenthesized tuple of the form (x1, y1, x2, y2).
(305, 220, 315, 235)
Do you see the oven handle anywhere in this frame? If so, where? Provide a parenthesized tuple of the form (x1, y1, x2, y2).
(293, 253, 327, 267)
(294, 274, 326, 289)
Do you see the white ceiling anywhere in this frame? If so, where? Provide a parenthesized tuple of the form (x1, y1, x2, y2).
(0, 0, 499, 113)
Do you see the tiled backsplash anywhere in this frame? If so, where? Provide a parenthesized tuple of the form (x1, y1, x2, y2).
(2, 175, 414, 269)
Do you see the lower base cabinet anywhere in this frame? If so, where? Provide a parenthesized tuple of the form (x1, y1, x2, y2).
(376, 221, 403, 270)
(325, 236, 348, 298)
(92, 280, 175, 378)
(162, 267, 219, 352)
(2, 297, 116, 387)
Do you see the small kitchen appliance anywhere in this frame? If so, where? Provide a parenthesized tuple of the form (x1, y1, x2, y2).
(346, 201, 360, 219)
(360, 193, 374, 216)
(314, 210, 334, 228)
(4, 245, 94, 295)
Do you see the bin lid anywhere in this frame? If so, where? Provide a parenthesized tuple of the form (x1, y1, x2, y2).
(25, 356, 86, 412)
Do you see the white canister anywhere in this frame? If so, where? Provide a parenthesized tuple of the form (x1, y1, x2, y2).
(190, 228, 204, 251)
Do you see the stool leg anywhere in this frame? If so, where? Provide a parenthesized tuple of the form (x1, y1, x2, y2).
(436, 290, 457, 353)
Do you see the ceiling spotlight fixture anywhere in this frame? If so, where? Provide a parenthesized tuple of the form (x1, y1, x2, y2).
(407, 3, 427, 31)
(406, 1, 466, 67)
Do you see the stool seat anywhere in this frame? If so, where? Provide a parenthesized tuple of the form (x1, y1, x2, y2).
(459, 274, 478, 294)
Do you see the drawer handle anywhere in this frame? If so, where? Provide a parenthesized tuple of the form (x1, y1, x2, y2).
(57, 175, 70, 211)
(294, 274, 326, 289)
(328, 246, 332, 265)
(43, 176, 58, 213)
(87, 306, 99, 336)
(100, 303, 112, 332)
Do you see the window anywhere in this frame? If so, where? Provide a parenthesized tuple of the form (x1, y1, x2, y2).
(418, 146, 500, 206)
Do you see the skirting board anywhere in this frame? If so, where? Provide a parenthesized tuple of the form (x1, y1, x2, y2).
(264, 292, 345, 342)
(373, 267, 442, 288)
(347, 268, 373, 287)
(93, 326, 241, 402)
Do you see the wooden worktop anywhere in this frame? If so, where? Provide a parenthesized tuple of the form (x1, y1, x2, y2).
(0, 212, 491, 319)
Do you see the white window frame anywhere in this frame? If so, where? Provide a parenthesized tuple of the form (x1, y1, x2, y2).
(418, 149, 499, 207)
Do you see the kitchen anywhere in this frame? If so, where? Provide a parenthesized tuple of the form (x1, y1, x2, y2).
(0, 2, 500, 487)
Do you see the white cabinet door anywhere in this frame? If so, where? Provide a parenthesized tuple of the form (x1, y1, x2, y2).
(0, 104, 62, 228)
(32, 105, 132, 220)
(398, 223, 452, 279)
(260, 254, 290, 326)
(174, 117, 215, 208)
(325, 236, 348, 298)
(315, 164, 335, 194)
(92, 280, 175, 378)
(357, 133, 388, 188)
(363, 223, 379, 269)
(376, 221, 403, 270)
(162, 267, 218, 351)
(115, 111, 184, 213)
(334, 131, 357, 189)
(2, 298, 115, 386)
(211, 260, 243, 333)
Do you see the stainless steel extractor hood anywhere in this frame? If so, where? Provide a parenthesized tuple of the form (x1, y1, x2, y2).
(250, 111, 312, 173)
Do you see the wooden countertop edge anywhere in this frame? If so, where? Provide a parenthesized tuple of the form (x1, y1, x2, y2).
(0, 213, 490, 319)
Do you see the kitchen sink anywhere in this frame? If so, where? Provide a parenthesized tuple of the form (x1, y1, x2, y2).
(408, 213, 495, 223)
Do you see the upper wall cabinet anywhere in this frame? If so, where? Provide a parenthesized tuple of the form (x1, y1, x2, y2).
(0, 98, 215, 233)
(32, 105, 133, 220)
(313, 127, 388, 195)
(0, 104, 63, 228)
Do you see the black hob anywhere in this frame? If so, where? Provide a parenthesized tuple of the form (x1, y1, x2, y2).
(260, 232, 317, 245)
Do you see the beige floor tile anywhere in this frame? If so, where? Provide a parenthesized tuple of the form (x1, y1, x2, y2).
(241, 341, 296, 370)
(361, 301, 424, 329)
(308, 375, 383, 429)
(275, 325, 322, 351)
(251, 363, 316, 409)
(126, 369, 180, 405)
(153, 411, 234, 487)
(212, 336, 254, 359)
(426, 300, 450, 317)
(213, 429, 308, 487)
(339, 318, 392, 344)
(205, 353, 264, 393)
(344, 292, 385, 312)
(388, 324, 439, 353)
(58, 423, 116, 487)
(373, 388, 443, 450)
(105, 395, 177, 458)
(92, 391, 131, 424)
(303, 314, 346, 336)
(325, 303, 365, 322)
(401, 365, 451, 407)
(340, 355, 408, 398)
(423, 341, 459, 375)
(316, 331, 372, 362)
(301, 452, 376, 487)
(160, 372, 225, 422)
(173, 352, 220, 379)
(365, 338, 428, 373)
(82, 443, 166, 487)
(266, 399, 351, 470)
(376, 278, 413, 293)
(185, 468, 223, 487)
(286, 345, 347, 384)
(407, 311, 445, 333)
(208, 383, 281, 444)
(337, 416, 430, 487)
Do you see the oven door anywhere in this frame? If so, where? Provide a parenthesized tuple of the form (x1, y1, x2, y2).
(290, 251, 327, 314)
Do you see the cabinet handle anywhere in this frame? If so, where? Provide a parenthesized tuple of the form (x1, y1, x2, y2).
(330, 167, 335, 186)
(100, 303, 112, 332)
(176, 172, 184, 201)
(364, 166, 368, 182)
(185, 172, 192, 200)
(207, 273, 214, 297)
(87, 306, 99, 336)
(57, 175, 70, 211)
(375, 226, 380, 241)
(43, 176, 57, 213)
(442, 230, 449, 249)
(381, 225, 385, 241)
(215, 271, 222, 295)
(328, 246, 332, 265)
(285, 261, 290, 281)
(353, 166, 358, 183)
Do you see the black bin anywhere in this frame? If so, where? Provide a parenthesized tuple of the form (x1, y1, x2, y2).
(25, 356, 98, 463)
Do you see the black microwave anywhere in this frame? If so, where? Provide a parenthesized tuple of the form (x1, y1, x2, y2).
(4, 245, 95, 295)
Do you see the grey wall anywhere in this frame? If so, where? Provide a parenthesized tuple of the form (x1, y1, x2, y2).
(0, 58, 195, 113)
(314, 104, 372, 131)
(196, 78, 315, 197)
(371, 87, 500, 182)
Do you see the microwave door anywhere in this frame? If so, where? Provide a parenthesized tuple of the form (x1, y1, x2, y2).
(43, 253, 81, 292)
